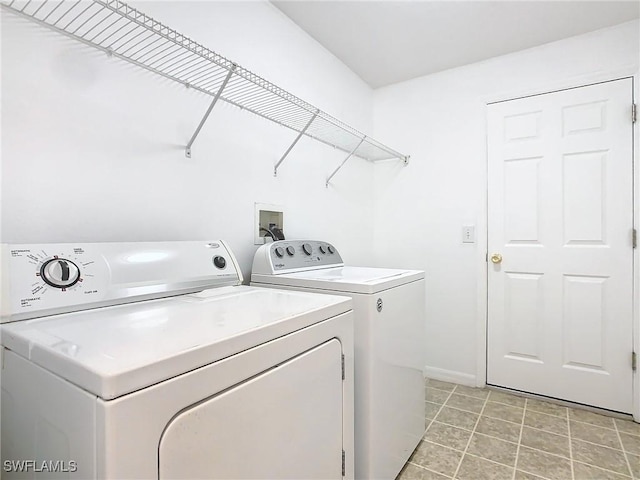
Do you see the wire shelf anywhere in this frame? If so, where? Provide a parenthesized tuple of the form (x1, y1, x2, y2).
(2, 0, 410, 169)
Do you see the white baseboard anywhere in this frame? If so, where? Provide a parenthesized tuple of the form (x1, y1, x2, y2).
(424, 366, 479, 388)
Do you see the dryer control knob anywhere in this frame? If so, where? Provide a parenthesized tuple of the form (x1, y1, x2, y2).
(213, 256, 226, 269)
(274, 247, 285, 258)
(327, 245, 335, 254)
(319, 245, 326, 254)
(40, 258, 80, 288)
(286, 246, 295, 256)
(302, 243, 312, 255)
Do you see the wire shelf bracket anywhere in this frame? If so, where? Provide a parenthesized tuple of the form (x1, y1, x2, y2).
(326, 137, 366, 188)
(274, 111, 318, 176)
(2, 0, 411, 176)
(185, 66, 236, 158)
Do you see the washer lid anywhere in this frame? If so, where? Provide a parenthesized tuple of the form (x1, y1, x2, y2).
(252, 266, 424, 294)
(1, 286, 351, 400)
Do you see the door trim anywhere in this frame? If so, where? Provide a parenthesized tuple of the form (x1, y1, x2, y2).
(477, 71, 639, 421)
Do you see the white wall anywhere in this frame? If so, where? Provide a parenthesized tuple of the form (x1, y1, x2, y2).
(0, 0, 375, 281)
(372, 20, 640, 385)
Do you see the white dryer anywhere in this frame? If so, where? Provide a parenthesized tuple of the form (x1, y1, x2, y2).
(251, 240, 425, 480)
(1, 240, 354, 479)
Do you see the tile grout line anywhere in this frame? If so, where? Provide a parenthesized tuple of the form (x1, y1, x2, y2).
(430, 393, 582, 425)
(429, 401, 495, 417)
(461, 451, 522, 470)
(455, 386, 637, 430)
(417, 380, 458, 480)
(511, 397, 527, 480)
(564, 430, 625, 452)
(571, 434, 633, 454)
(571, 460, 635, 480)
(422, 383, 456, 475)
(425, 381, 457, 435)
(403, 380, 455, 480)
(525, 405, 633, 432)
(613, 417, 635, 479)
(407, 461, 456, 479)
(435, 403, 632, 448)
(567, 404, 575, 480)
(450, 386, 490, 480)
(569, 417, 630, 433)
(516, 467, 554, 480)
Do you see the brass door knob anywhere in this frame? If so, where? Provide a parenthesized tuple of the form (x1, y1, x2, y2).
(491, 253, 503, 264)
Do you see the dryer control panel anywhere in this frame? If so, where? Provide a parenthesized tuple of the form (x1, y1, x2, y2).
(1, 240, 242, 323)
(252, 240, 344, 275)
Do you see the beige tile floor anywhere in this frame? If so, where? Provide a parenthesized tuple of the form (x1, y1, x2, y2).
(397, 379, 640, 480)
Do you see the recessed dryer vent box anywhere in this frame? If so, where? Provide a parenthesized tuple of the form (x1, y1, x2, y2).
(254, 203, 284, 245)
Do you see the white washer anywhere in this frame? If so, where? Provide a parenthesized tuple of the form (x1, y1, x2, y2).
(1, 241, 355, 479)
(251, 240, 425, 480)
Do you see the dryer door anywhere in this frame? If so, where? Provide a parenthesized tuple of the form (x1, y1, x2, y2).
(159, 339, 344, 479)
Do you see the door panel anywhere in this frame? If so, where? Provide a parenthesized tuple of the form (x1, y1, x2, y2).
(504, 272, 543, 361)
(487, 78, 634, 413)
(563, 151, 607, 243)
(563, 275, 607, 370)
(504, 157, 541, 242)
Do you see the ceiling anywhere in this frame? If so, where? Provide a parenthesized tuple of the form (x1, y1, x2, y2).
(271, 1, 640, 88)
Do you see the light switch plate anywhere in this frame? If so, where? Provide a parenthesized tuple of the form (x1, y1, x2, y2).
(462, 225, 475, 243)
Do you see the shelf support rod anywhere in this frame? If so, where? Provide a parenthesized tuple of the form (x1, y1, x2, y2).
(326, 137, 366, 188)
(185, 65, 236, 158)
(274, 111, 318, 176)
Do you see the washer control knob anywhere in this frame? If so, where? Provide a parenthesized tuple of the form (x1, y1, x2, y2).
(319, 245, 326, 254)
(302, 243, 312, 255)
(286, 246, 295, 256)
(41, 258, 80, 288)
(274, 247, 285, 258)
(213, 256, 226, 269)
(327, 245, 335, 254)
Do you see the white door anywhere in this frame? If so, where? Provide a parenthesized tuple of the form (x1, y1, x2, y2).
(487, 78, 634, 413)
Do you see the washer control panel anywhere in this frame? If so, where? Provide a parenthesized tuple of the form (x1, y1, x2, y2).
(265, 240, 343, 272)
(1, 241, 241, 323)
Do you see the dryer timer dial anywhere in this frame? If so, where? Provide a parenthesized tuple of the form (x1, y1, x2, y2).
(40, 258, 81, 288)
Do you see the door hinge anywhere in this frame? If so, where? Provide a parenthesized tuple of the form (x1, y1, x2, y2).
(485, 253, 488, 262)
(341, 450, 345, 476)
(633, 228, 637, 249)
(633, 103, 637, 123)
(633, 351, 637, 372)
(341, 354, 345, 380)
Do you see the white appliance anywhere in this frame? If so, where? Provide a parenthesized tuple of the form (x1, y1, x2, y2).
(251, 240, 425, 480)
(1, 241, 355, 479)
